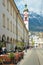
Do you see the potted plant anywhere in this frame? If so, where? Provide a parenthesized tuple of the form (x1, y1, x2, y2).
(0, 59, 3, 65)
(8, 52, 15, 64)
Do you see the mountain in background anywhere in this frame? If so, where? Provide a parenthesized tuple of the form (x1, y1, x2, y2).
(29, 11, 43, 32)
(21, 11, 43, 32)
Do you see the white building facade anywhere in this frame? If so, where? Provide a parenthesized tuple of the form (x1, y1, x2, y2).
(0, 0, 29, 51)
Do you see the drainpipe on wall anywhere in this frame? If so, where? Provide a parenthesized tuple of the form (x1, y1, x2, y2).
(16, 12, 18, 45)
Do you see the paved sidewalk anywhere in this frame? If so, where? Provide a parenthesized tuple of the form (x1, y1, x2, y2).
(17, 48, 41, 65)
(17, 49, 32, 65)
(36, 48, 43, 65)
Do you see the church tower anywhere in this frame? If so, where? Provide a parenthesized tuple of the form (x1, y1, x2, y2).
(23, 4, 29, 30)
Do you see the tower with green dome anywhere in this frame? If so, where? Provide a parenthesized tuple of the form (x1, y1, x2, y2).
(23, 4, 28, 12)
(23, 4, 29, 30)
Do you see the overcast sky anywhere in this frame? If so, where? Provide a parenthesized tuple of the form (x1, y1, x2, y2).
(14, 0, 43, 14)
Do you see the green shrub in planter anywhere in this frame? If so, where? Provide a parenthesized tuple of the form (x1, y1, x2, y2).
(8, 52, 15, 63)
(8, 52, 14, 59)
(0, 59, 3, 65)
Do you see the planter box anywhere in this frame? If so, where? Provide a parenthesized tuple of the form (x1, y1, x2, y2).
(9, 64, 15, 65)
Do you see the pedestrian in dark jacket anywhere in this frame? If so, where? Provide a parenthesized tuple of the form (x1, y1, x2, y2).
(0, 47, 2, 55)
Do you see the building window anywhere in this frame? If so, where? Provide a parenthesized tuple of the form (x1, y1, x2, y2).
(7, 0, 9, 11)
(13, 9, 14, 18)
(13, 39, 14, 43)
(13, 24, 14, 33)
(2, 14, 5, 28)
(7, 36, 9, 42)
(3, 0, 5, 6)
(7, 18, 9, 30)
(10, 38, 12, 43)
(14, 11, 16, 21)
(13, 9, 16, 20)
(10, 3, 12, 15)
(10, 21, 12, 32)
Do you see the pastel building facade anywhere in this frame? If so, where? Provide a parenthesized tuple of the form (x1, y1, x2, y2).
(0, 0, 29, 51)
